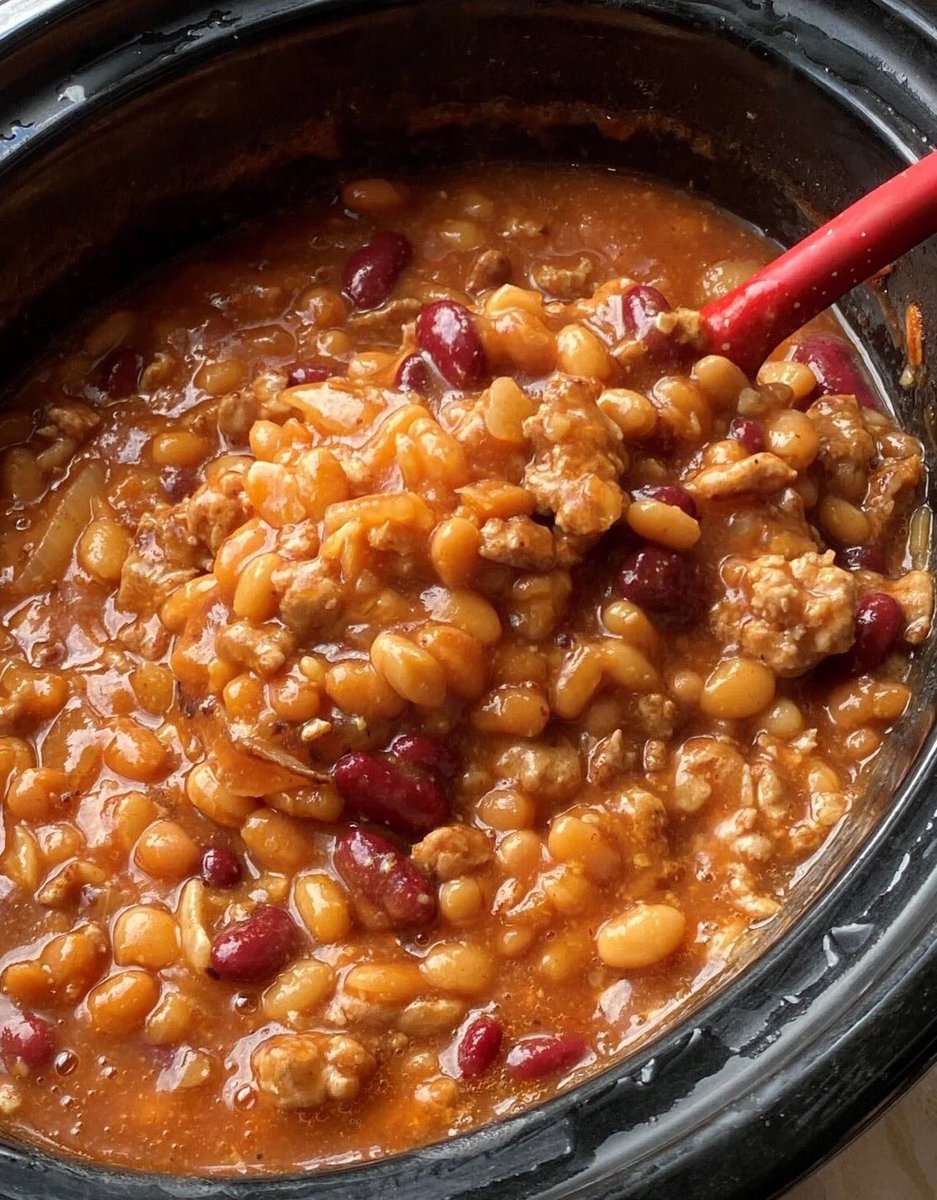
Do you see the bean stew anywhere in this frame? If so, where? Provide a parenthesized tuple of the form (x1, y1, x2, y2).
(0, 166, 930, 1173)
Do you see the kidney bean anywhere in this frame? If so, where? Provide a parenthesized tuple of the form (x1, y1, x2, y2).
(622, 284, 673, 356)
(395, 353, 429, 393)
(791, 335, 878, 409)
(457, 1014, 504, 1079)
(286, 363, 330, 387)
(728, 416, 765, 454)
(632, 483, 698, 520)
(1, 1011, 56, 1071)
(99, 347, 143, 399)
(342, 231, 412, 310)
(619, 545, 699, 626)
(160, 466, 198, 503)
(839, 544, 887, 574)
(389, 733, 460, 781)
(335, 751, 449, 836)
(334, 828, 437, 926)
(416, 300, 488, 388)
(506, 1034, 588, 1080)
(849, 592, 903, 675)
(201, 846, 242, 889)
(209, 905, 297, 983)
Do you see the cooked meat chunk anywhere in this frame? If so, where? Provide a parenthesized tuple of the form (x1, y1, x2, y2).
(327, 990, 398, 1030)
(607, 786, 670, 855)
(530, 255, 594, 301)
(276, 521, 321, 561)
(523, 374, 626, 535)
(273, 559, 345, 637)
(185, 464, 252, 553)
(553, 529, 597, 568)
(252, 1033, 375, 1109)
(117, 512, 202, 617)
(690, 452, 797, 500)
(411, 825, 493, 881)
(806, 393, 877, 477)
(863, 568, 935, 645)
(712, 550, 857, 676)
(0, 1083, 21, 1116)
(671, 737, 746, 815)
(216, 619, 294, 677)
(864, 428, 924, 540)
(636, 693, 678, 740)
(804, 394, 922, 540)
(254, 368, 290, 417)
(587, 730, 636, 786)
(118, 615, 171, 660)
(727, 862, 780, 918)
(466, 249, 512, 294)
(496, 740, 583, 802)
(39, 402, 101, 443)
(217, 390, 258, 445)
(366, 520, 431, 575)
(478, 516, 556, 571)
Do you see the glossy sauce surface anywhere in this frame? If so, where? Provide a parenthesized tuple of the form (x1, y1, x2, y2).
(0, 167, 930, 1173)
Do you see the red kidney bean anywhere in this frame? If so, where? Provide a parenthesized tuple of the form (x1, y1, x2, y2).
(334, 751, 449, 836)
(342, 231, 412, 310)
(849, 592, 903, 675)
(506, 1034, 588, 1080)
(209, 905, 297, 982)
(160, 466, 197, 503)
(728, 416, 765, 454)
(334, 828, 437, 926)
(619, 545, 699, 625)
(0, 1012, 56, 1071)
(457, 1015, 504, 1079)
(839, 544, 887, 574)
(99, 347, 143, 399)
(622, 284, 673, 356)
(389, 733, 460, 781)
(632, 483, 698, 520)
(201, 846, 242, 889)
(395, 353, 429, 393)
(791, 335, 878, 409)
(416, 300, 488, 388)
(286, 363, 330, 387)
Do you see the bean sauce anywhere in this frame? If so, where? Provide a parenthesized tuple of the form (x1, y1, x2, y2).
(0, 166, 928, 1174)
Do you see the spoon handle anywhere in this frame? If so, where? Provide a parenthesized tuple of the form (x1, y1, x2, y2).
(699, 147, 937, 375)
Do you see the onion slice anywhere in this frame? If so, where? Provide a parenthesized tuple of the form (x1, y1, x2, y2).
(234, 733, 331, 784)
(14, 460, 106, 594)
(197, 713, 329, 796)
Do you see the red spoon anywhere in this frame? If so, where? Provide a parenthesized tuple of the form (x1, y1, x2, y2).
(699, 148, 937, 376)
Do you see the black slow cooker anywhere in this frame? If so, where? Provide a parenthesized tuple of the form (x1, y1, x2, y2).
(1, 2, 936, 1197)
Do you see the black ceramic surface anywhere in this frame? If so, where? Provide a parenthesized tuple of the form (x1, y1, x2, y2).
(1, 2, 937, 1197)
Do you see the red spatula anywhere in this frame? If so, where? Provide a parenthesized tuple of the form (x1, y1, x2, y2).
(699, 148, 937, 376)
